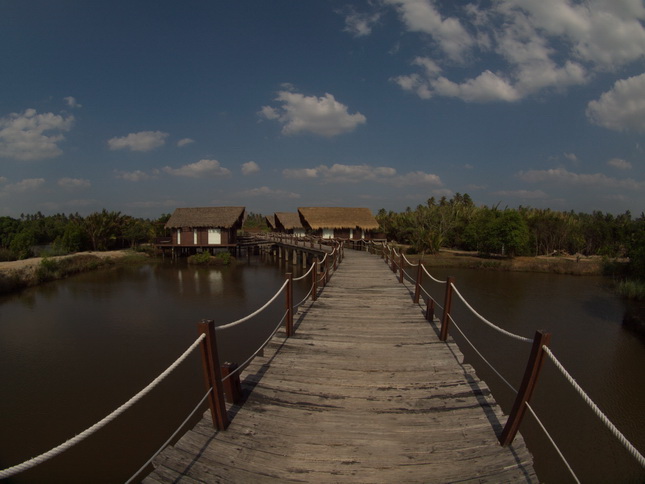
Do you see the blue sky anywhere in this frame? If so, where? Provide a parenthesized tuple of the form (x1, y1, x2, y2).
(1, 0, 644, 218)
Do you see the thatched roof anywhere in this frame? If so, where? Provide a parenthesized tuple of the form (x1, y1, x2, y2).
(298, 207, 379, 230)
(165, 207, 246, 229)
(274, 212, 304, 231)
(265, 215, 276, 230)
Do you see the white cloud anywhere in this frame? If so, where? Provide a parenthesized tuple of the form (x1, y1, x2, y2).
(63, 96, 82, 109)
(586, 72, 645, 133)
(177, 138, 194, 147)
(0, 109, 74, 161)
(282, 163, 442, 187)
(58, 177, 90, 189)
(259, 90, 366, 137)
(384, 0, 474, 61)
(162, 159, 231, 178)
(238, 186, 300, 199)
(0, 177, 7, 184)
(115, 170, 152, 182)
(108, 131, 168, 151)
(241, 161, 260, 175)
(387, 1, 645, 102)
(517, 167, 644, 190)
(342, 8, 381, 37)
(2, 178, 46, 194)
(607, 158, 632, 170)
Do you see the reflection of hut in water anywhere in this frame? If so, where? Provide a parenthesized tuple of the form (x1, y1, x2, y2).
(297, 207, 381, 240)
(157, 206, 246, 256)
(274, 212, 306, 237)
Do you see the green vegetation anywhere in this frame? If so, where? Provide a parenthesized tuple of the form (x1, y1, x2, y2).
(378, 194, 645, 298)
(188, 251, 235, 266)
(243, 212, 269, 232)
(0, 211, 170, 260)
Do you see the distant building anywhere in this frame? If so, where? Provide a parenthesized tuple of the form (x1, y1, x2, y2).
(297, 207, 381, 240)
(265, 214, 277, 232)
(274, 212, 306, 236)
(162, 207, 246, 250)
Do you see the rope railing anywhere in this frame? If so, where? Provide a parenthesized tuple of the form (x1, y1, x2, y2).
(543, 346, 645, 468)
(216, 280, 289, 331)
(1, 236, 345, 481)
(369, 245, 644, 476)
(0, 333, 207, 480)
(449, 283, 532, 344)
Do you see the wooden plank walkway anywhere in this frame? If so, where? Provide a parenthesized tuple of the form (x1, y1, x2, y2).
(144, 250, 537, 483)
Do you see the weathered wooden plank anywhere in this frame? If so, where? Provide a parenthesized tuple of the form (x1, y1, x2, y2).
(145, 249, 537, 483)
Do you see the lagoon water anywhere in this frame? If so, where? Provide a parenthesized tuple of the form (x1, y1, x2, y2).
(0, 254, 643, 483)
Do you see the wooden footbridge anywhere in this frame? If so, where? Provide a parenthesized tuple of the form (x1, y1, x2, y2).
(5, 240, 641, 482)
(143, 248, 537, 483)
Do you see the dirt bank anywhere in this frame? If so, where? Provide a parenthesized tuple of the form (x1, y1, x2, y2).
(404, 249, 606, 276)
(0, 250, 147, 294)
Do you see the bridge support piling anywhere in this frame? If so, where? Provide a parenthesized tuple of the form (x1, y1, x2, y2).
(499, 330, 551, 446)
(221, 362, 243, 405)
(285, 273, 294, 337)
(440, 276, 456, 341)
(413, 263, 423, 303)
(197, 320, 229, 430)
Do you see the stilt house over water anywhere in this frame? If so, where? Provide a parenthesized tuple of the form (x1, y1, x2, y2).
(297, 207, 381, 240)
(161, 206, 246, 254)
(274, 212, 306, 236)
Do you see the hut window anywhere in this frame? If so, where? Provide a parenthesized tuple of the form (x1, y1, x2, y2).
(193, 229, 198, 245)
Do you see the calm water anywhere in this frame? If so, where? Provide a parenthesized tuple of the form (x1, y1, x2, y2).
(1, 255, 643, 483)
(421, 267, 645, 483)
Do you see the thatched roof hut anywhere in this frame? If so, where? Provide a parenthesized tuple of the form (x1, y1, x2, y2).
(274, 212, 304, 231)
(265, 214, 276, 230)
(165, 207, 246, 229)
(297, 207, 379, 230)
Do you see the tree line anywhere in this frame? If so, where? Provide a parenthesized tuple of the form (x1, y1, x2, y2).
(376, 194, 644, 279)
(0, 210, 270, 261)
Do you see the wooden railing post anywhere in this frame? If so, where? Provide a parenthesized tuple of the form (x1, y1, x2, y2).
(285, 273, 293, 337)
(312, 260, 318, 301)
(221, 362, 243, 404)
(499, 330, 552, 446)
(439, 276, 455, 341)
(197, 320, 229, 430)
(398, 253, 404, 283)
(325, 256, 331, 284)
(413, 263, 423, 303)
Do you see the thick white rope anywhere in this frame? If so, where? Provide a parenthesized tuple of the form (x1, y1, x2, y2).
(449, 316, 518, 394)
(292, 262, 315, 281)
(525, 402, 580, 484)
(543, 346, 645, 468)
(0, 334, 207, 480)
(124, 387, 213, 484)
(216, 280, 289, 331)
(450, 283, 532, 343)
(401, 253, 419, 267)
(422, 265, 446, 284)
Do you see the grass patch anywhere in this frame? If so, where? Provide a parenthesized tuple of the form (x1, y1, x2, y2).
(188, 251, 235, 266)
(616, 279, 645, 301)
(36, 255, 114, 283)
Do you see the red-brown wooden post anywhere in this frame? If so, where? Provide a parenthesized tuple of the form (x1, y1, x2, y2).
(221, 362, 243, 404)
(439, 276, 456, 341)
(499, 330, 552, 446)
(426, 297, 435, 322)
(413, 263, 423, 303)
(312, 260, 318, 301)
(399, 253, 404, 283)
(197, 320, 229, 430)
(285, 273, 293, 337)
(325, 256, 331, 284)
